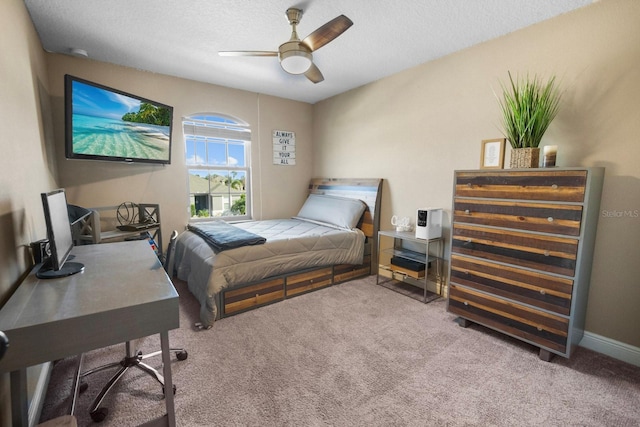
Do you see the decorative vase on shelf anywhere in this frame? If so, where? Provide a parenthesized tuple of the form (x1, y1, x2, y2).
(510, 147, 540, 169)
(496, 72, 562, 169)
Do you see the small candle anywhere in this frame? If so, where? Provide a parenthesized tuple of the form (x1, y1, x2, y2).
(542, 145, 557, 167)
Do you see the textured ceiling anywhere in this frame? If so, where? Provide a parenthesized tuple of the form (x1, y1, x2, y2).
(24, 0, 593, 104)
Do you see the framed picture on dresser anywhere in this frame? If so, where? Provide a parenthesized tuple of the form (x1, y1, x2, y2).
(480, 138, 506, 169)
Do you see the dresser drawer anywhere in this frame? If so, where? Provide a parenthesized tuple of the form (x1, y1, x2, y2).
(452, 223, 578, 276)
(455, 170, 587, 202)
(450, 254, 573, 315)
(448, 284, 568, 353)
(453, 198, 583, 236)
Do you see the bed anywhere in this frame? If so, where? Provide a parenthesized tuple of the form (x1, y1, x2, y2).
(174, 178, 383, 328)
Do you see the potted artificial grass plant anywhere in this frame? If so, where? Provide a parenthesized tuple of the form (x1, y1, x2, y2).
(496, 72, 562, 168)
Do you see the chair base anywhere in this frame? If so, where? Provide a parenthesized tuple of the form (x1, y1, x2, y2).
(80, 341, 187, 423)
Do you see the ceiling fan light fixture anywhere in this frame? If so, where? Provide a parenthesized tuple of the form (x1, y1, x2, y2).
(220, 8, 352, 83)
(280, 49, 312, 75)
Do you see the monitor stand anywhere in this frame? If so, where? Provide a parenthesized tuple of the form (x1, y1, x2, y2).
(36, 262, 85, 279)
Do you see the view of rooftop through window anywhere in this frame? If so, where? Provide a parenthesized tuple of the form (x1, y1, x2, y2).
(183, 114, 251, 220)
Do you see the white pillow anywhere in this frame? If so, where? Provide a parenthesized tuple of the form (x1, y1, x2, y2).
(294, 194, 367, 229)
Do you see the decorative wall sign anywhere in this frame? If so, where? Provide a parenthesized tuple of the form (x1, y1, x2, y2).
(273, 130, 296, 165)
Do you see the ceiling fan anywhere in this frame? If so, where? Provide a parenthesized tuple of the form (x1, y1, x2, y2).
(218, 8, 353, 84)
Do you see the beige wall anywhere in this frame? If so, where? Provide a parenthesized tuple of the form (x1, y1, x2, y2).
(312, 0, 640, 347)
(44, 55, 314, 248)
(0, 0, 57, 302)
(0, 0, 60, 424)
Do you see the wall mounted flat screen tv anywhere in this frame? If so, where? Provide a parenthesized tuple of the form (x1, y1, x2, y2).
(65, 74, 173, 164)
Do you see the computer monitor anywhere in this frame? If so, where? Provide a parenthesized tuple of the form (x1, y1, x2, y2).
(36, 189, 85, 279)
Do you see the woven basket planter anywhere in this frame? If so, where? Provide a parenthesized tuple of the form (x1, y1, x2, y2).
(510, 147, 540, 168)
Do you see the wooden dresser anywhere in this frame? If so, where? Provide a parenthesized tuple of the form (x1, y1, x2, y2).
(447, 168, 604, 361)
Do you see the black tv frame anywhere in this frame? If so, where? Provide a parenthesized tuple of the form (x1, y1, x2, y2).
(64, 74, 174, 165)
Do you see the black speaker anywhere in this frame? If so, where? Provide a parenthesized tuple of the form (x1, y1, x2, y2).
(30, 239, 50, 265)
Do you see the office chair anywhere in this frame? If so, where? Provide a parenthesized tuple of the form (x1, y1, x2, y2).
(79, 230, 187, 422)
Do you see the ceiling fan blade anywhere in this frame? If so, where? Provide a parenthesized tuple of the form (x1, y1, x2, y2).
(305, 63, 324, 84)
(218, 51, 278, 57)
(301, 15, 353, 52)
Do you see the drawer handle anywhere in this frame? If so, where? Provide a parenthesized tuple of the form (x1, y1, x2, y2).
(464, 209, 470, 214)
(551, 184, 558, 189)
(539, 289, 546, 295)
(544, 250, 550, 256)
(537, 326, 543, 332)
(463, 301, 469, 306)
(547, 217, 554, 222)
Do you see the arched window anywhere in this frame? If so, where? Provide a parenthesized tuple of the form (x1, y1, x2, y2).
(183, 114, 251, 221)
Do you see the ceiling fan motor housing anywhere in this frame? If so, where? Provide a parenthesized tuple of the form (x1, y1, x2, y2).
(286, 8, 303, 25)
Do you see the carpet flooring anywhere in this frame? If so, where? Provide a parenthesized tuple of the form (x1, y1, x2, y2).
(40, 276, 640, 426)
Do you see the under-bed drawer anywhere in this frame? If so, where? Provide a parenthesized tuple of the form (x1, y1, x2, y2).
(223, 278, 285, 316)
(448, 284, 568, 354)
(286, 267, 333, 297)
(334, 254, 371, 284)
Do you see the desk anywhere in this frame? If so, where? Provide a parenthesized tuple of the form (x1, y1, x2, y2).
(0, 241, 179, 427)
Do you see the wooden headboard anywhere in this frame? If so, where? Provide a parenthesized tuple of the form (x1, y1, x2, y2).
(308, 178, 383, 273)
(308, 178, 383, 238)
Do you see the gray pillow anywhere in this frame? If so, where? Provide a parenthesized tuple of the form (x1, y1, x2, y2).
(294, 194, 367, 229)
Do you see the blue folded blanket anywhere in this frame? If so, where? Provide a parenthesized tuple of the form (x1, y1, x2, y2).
(188, 221, 266, 252)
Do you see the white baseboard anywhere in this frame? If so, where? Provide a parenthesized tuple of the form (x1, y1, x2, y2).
(580, 332, 640, 367)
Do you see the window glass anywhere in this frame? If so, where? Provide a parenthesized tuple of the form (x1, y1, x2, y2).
(183, 115, 250, 221)
(207, 141, 226, 165)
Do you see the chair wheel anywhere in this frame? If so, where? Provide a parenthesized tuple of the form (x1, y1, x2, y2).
(79, 381, 88, 393)
(176, 350, 188, 361)
(90, 407, 108, 422)
(163, 384, 177, 395)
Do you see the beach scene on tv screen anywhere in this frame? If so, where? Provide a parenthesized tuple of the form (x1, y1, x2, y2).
(71, 81, 171, 161)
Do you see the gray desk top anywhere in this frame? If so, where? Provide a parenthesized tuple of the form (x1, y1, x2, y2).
(0, 240, 179, 372)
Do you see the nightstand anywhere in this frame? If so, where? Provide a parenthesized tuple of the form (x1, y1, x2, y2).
(377, 230, 444, 303)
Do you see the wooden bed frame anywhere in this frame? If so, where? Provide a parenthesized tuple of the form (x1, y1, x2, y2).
(219, 178, 383, 318)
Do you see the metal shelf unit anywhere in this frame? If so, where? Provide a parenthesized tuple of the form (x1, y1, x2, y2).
(377, 230, 444, 303)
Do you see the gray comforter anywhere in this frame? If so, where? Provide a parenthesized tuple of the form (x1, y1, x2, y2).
(174, 218, 365, 327)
